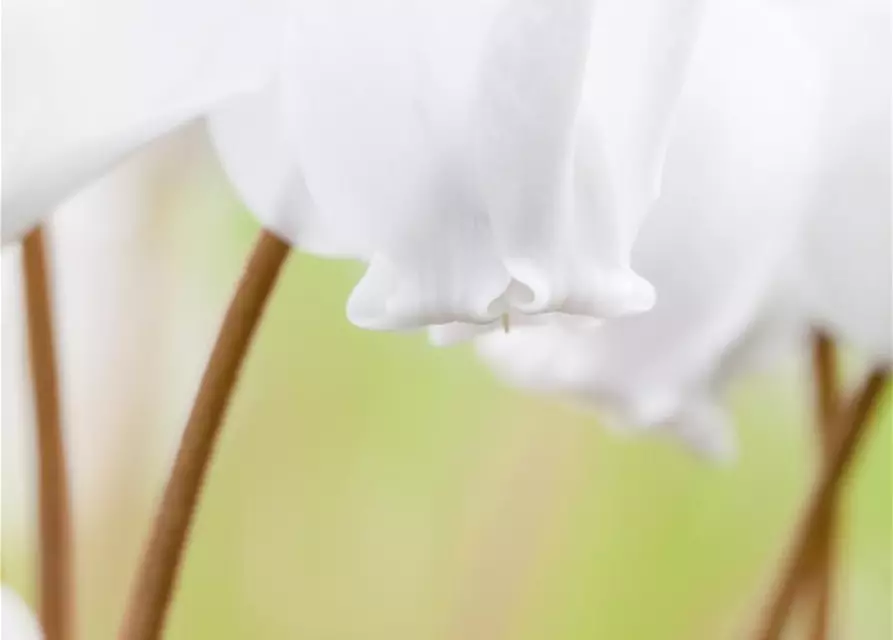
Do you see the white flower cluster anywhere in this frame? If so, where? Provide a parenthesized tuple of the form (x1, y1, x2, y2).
(3, 0, 888, 457)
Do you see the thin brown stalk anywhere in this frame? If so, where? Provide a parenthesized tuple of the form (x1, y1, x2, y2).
(807, 332, 839, 639)
(22, 226, 73, 640)
(811, 332, 840, 449)
(772, 332, 840, 617)
(118, 230, 290, 640)
(806, 505, 835, 640)
(755, 368, 889, 640)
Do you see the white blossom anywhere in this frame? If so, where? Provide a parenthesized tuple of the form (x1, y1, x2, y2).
(454, 0, 825, 458)
(210, 0, 707, 331)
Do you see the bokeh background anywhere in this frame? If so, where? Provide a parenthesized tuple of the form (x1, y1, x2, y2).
(2, 126, 889, 639)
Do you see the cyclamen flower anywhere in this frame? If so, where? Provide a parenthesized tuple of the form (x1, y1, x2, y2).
(1, 586, 43, 640)
(210, 0, 707, 330)
(451, 0, 826, 458)
(4, 0, 709, 333)
(1, 0, 282, 242)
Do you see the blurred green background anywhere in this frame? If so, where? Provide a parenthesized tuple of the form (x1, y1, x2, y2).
(1, 131, 890, 639)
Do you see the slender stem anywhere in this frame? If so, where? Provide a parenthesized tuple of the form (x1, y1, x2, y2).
(774, 332, 840, 616)
(22, 226, 73, 640)
(118, 230, 290, 640)
(755, 368, 889, 640)
(807, 505, 835, 639)
(807, 332, 839, 639)
(812, 332, 840, 448)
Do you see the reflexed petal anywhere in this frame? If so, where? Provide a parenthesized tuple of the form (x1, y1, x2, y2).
(213, 0, 701, 331)
(213, 0, 749, 333)
(345, 192, 512, 330)
(210, 1, 530, 330)
(467, 0, 821, 456)
(208, 80, 340, 255)
(211, 0, 517, 329)
(580, 0, 707, 237)
(1, 587, 43, 640)
(795, 0, 892, 361)
(253, 1, 500, 252)
(803, 157, 891, 360)
(472, 0, 706, 318)
(473, 0, 598, 311)
(2, 0, 282, 242)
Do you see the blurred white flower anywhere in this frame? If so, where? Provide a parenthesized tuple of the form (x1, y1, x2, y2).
(449, 0, 826, 459)
(210, 0, 706, 331)
(793, 0, 891, 361)
(1, 0, 283, 242)
(1, 586, 43, 640)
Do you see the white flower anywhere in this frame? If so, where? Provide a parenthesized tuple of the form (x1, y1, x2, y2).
(794, 0, 891, 361)
(210, 0, 707, 331)
(1, 0, 283, 242)
(1, 586, 43, 640)
(451, 0, 825, 459)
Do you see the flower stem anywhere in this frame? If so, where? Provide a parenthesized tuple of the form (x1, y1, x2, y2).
(755, 367, 889, 640)
(119, 229, 290, 640)
(806, 332, 839, 640)
(22, 226, 73, 640)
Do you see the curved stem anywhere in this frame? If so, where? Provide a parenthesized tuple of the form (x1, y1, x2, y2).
(23, 226, 73, 640)
(807, 506, 835, 639)
(755, 368, 889, 640)
(807, 332, 839, 639)
(119, 230, 290, 640)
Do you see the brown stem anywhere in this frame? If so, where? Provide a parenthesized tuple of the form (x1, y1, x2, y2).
(807, 332, 839, 640)
(812, 332, 840, 447)
(23, 226, 74, 640)
(769, 333, 840, 618)
(755, 368, 889, 640)
(807, 507, 835, 640)
(22, 227, 73, 640)
(118, 230, 290, 640)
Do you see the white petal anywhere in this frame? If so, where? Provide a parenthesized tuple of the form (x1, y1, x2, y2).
(794, 0, 892, 361)
(1, 587, 43, 640)
(471, 0, 822, 454)
(345, 194, 512, 330)
(472, 0, 706, 318)
(208, 80, 336, 254)
(212, 0, 699, 330)
(580, 0, 707, 235)
(213, 0, 763, 334)
(211, 1, 525, 330)
(2, 0, 282, 242)
(264, 1, 481, 251)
